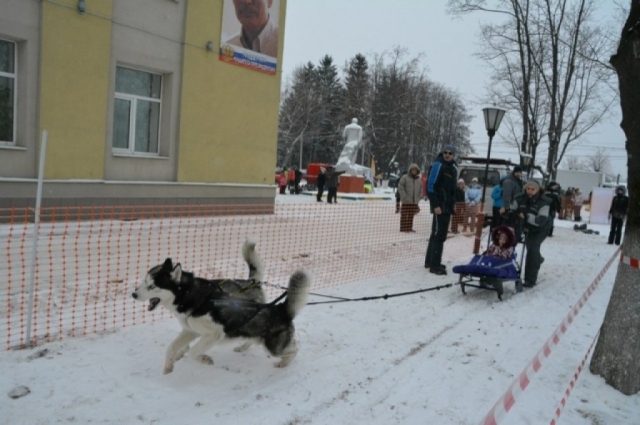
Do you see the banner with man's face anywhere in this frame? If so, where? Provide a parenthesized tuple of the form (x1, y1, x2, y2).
(219, 0, 280, 75)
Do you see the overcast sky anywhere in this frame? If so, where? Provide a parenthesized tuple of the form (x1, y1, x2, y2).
(281, 0, 628, 180)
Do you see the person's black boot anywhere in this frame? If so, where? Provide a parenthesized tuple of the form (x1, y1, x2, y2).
(429, 266, 447, 276)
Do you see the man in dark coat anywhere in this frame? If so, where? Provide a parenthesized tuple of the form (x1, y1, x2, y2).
(545, 181, 562, 237)
(325, 166, 345, 204)
(500, 165, 524, 240)
(425, 145, 458, 275)
(608, 185, 629, 245)
(510, 180, 552, 287)
(293, 166, 303, 194)
(316, 167, 326, 202)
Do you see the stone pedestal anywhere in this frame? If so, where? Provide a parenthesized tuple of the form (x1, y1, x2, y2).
(339, 175, 365, 194)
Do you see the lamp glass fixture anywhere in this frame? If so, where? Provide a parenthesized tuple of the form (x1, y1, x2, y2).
(77, 0, 86, 13)
(520, 152, 533, 167)
(482, 107, 506, 133)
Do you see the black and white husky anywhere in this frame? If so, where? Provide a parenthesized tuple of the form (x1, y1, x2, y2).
(132, 240, 310, 374)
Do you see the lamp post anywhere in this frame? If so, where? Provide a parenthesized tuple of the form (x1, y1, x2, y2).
(520, 153, 533, 180)
(480, 107, 506, 206)
(474, 107, 506, 253)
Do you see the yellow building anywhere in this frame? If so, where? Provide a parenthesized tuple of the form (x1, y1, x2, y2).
(0, 0, 286, 209)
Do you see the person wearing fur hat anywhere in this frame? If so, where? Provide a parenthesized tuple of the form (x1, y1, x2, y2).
(425, 145, 459, 275)
(398, 164, 422, 232)
(510, 180, 552, 287)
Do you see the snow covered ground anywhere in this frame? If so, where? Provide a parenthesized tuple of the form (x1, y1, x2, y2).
(1, 192, 639, 424)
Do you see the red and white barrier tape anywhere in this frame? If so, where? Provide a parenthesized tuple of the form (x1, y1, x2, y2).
(549, 331, 600, 425)
(620, 253, 640, 269)
(479, 247, 621, 425)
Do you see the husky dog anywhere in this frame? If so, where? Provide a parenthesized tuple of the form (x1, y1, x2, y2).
(132, 243, 310, 374)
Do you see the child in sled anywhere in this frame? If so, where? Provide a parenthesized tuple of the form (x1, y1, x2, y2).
(484, 225, 515, 259)
(476, 225, 516, 290)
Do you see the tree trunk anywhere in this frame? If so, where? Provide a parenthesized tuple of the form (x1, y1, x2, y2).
(589, 0, 640, 396)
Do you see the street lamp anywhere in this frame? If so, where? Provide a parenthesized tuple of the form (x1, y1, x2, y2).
(474, 107, 505, 253)
(480, 107, 506, 207)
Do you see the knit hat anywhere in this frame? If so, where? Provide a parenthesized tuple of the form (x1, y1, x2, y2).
(471, 177, 478, 183)
(524, 180, 540, 190)
(457, 179, 465, 185)
(513, 165, 523, 173)
(442, 145, 457, 155)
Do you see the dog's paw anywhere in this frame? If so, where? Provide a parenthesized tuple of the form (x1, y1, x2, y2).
(233, 341, 252, 353)
(197, 354, 214, 365)
(274, 358, 292, 368)
(163, 364, 174, 375)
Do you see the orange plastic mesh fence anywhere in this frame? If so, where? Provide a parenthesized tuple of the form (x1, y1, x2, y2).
(0, 202, 485, 350)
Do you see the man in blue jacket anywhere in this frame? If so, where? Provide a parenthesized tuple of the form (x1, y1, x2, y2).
(425, 145, 459, 275)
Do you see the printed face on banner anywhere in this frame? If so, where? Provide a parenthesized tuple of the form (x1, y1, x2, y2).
(220, 0, 280, 75)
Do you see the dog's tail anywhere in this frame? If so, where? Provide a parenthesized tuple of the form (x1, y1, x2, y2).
(242, 238, 264, 282)
(284, 270, 311, 319)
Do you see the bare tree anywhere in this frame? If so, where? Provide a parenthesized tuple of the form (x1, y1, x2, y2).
(447, 0, 618, 179)
(562, 155, 586, 170)
(584, 146, 611, 172)
(589, 0, 640, 396)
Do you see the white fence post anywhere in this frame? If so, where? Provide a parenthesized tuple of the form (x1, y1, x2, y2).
(25, 130, 47, 347)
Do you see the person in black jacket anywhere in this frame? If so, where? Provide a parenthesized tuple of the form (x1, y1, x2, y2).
(510, 180, 552, 287)
(293, 166, 303, 194)
(608, 185, 629, 245)
(325, 166, 345, 204)
(425, 145, 458, 275)
(316, 167, 326, 202)
(545, 181, 562, 237)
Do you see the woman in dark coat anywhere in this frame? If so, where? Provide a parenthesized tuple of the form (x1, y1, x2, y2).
(510, 180, 552, 288)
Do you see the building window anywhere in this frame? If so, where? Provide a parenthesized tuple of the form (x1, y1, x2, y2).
(0, 39, 16, 144)
(112, 66, 162, 155)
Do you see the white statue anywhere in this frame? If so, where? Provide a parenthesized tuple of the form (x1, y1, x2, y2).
(335, 118, 363, 174)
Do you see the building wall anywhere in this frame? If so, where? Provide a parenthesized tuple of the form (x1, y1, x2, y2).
(39, 0, 112, 180)
(178, 1, 284, 186)
(0, 0, 41, 178)
(0, 0, 284, 208)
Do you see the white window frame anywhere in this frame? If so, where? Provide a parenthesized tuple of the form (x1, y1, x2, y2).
(112, 66, 162, 156)
(0, 38, 17, 145)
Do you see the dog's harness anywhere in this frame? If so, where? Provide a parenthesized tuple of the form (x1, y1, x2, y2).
(236, 279, 262, 294)
(209, 291, 289, 334)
